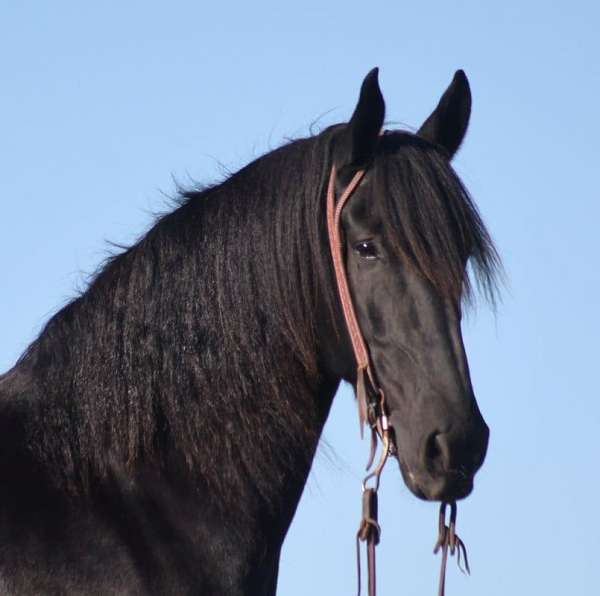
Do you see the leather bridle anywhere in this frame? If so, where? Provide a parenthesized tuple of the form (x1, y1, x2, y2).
(325, 165, 391, 446)
(325, 162, 470, 596)
(326, 163, 393, 596)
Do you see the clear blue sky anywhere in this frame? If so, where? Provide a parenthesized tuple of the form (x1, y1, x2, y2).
(1, 2, 598, 594)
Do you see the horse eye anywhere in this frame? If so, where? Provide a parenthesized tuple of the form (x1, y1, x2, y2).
(353, 240, 379, 260)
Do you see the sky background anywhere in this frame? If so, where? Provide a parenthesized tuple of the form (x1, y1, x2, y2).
(1, 1, 598, 594)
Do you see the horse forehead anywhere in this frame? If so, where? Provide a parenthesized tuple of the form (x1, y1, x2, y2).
(341, 174, 386, 229)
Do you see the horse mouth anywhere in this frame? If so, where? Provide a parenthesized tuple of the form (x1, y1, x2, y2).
(396, 457, 474, 502)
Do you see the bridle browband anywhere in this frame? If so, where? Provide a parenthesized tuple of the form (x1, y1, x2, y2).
(325, 161, 469, 596)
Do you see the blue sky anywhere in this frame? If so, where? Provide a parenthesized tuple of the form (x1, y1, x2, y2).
(1, 2, 598, 594)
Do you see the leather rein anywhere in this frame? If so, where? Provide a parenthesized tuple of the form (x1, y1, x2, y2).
(325, 164, 470, 596)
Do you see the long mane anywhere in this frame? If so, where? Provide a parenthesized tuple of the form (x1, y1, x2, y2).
(375, 132, 500, 306)
(16, 128, 341, 505)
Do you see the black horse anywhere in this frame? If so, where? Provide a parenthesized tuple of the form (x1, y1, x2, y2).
(0, 69, 499, 594)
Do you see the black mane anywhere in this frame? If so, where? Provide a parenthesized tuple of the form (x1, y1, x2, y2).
(375, 132, 500, 306)
(15, 129, 340, 507)
(11, 126, 499, 506)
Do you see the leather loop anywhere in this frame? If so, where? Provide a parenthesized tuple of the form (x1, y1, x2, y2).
(433, 502, 470, 596)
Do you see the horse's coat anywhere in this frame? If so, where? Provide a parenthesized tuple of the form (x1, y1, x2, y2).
(0, 69, 499, 594)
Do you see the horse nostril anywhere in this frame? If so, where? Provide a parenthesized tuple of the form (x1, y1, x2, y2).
(424, 431, 449, 474)
(414, 423, 488, 500)
(423, 424, 488, 478)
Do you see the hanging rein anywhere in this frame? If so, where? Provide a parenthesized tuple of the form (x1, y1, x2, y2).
(325, 163, 470, 596)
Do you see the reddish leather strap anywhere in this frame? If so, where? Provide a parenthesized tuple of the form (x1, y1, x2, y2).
(326, 165, 382, 432)
(326, 166, 371, 372)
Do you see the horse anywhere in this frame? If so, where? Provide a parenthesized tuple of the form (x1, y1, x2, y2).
(0, 68, 499, 595)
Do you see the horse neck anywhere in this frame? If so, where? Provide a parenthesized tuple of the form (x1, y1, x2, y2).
(8, 172, 342, 525)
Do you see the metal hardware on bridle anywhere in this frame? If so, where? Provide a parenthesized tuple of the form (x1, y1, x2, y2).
(433, 501, 470, 596)
(326, 163, 392, 596)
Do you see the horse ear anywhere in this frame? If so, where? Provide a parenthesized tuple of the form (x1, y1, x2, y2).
(417, 70, 471, 158)
(337, 68, 385, 170)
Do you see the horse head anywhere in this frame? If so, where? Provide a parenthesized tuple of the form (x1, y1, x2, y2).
(323, 69, 498, 503)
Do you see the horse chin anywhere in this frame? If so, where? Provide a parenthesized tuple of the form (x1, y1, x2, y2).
(396, 457, 474, 502)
